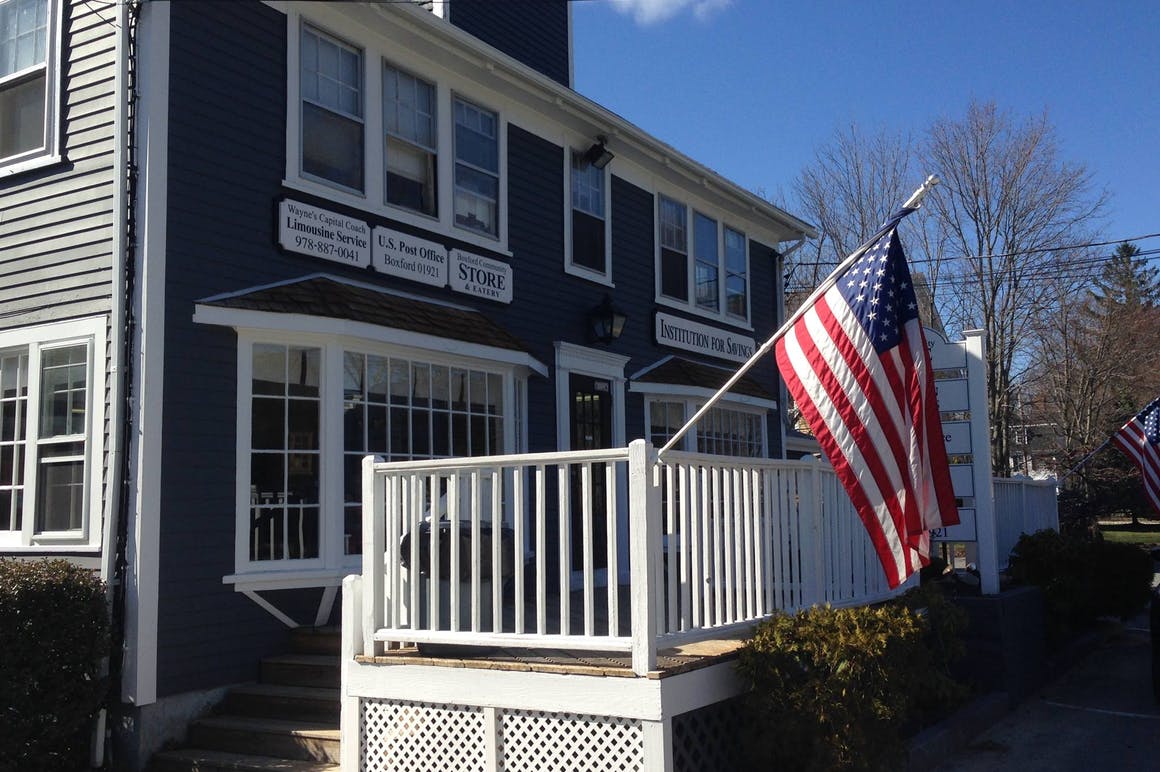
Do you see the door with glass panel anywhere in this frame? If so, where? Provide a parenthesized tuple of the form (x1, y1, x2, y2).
(569, 373, 612, 570)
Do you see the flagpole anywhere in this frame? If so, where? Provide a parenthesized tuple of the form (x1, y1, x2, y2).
(656, 175, 941, 458)
(1058, 437, 1113, 482)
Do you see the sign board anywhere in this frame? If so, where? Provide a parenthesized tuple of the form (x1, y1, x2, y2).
(949, 464, 974, 498)
(934, 378, 969, 412)
(930, 508, 977, 543)
(654, 311, 756, 363)
(278, 199, 371, 268)
(927, 328, 966, 370)
(450, 249, 513, 304)
(373, 227, 448, 288)
(941, 421, 972, 455)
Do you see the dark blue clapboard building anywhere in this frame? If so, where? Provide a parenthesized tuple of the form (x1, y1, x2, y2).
(0, 1, 814, 767)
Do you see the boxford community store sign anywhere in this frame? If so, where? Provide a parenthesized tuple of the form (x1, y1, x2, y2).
(277, 199, 511, 304)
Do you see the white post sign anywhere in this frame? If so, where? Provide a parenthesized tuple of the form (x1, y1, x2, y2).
(450, 249, 513, 304)
(278, 199, 371, 268)
(926, 327, 999, 594)
(373, 227, 448, 288)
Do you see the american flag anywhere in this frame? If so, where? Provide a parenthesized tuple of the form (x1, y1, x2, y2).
(775, 209, 959, 588)
(1112, 396, 1160, 516)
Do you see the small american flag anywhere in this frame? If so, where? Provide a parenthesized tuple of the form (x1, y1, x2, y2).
(775, 209, 959, 588)
(1113, 396, 1160, 515)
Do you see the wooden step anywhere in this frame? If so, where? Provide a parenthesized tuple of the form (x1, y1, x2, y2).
(220, 683, 341, 723)
(288, 626, 342, 656)
(187, 715, 341, 764)
(151, 747, 339, 772)
(260, 653, 340, 689)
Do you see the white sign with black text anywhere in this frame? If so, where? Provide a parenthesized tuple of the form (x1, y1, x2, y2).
(654, 312, 755, 363)
(373, 227, 448, 288)
(450, 249, 513, 304)
(278, 199, 370, 268)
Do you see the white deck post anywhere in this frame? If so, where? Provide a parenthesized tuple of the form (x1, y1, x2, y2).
(362, 455, 386, 655)
(643, 717, 674, 772)
(340, 574, 362, 772)
(629, 439, 659, 676)
(964, 330, 1000, 595)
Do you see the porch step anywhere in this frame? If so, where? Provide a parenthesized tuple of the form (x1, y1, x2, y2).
(260, 653, 341, 689)
(187, 715, 341, 763)
(220, 683, 341, 723)
(288, 626, 342, 656)
(151, 748, 339, 772)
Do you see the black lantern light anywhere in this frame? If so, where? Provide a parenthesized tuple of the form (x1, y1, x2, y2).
(588, 294, 627, 343)
(581, 136, 615, 170)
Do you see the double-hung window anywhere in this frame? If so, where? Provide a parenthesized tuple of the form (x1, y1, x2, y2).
(383, 62, 436, 216)
(0, 319, 104, 549)
(300, 24, 364, 192)
(0, 0, 56, 169)
(659, 195, 688, 301)
(453, 97, 499, 237)
(569, 149, 608, 277)
(657, 195, 750, 323)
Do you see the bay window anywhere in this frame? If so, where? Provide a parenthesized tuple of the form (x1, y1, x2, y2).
(0, 0, 57, 169)
(0, 318, 104, 549)
(237, 335, 522, 569)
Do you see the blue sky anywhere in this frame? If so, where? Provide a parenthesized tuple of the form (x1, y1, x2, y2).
(572, 0, 1160, 247)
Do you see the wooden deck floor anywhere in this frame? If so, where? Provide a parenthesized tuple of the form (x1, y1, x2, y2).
(356, 634, 750, 680)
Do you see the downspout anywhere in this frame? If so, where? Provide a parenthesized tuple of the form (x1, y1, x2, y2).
(774, 237, 805, 459)
(105, 0, 142, 765)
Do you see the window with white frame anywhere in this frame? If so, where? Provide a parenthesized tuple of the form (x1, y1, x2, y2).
(237, 335, 520, 567)
(453, 96, 499, 237)
(341, 352, 504, 555)
(289, 11, 507, 247)
(0, 0, 57, 169)
(300, 23, 364, 192)
(383, 62, 436, 216)
(657, 195, 751, 323)
(647, 398, 766, 458)
(569, 149, 608, 277)
(0, 319, 104, 549)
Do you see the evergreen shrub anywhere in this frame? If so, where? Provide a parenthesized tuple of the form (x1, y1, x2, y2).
(736, 592, 967, 772)
(0, 558, 109, 772)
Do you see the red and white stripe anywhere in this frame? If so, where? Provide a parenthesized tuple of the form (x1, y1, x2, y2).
(1113, 418, 1160, 515)
(775, 284, 959, 588)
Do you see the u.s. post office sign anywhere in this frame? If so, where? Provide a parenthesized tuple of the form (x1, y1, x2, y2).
(655, 311, 755, 363)
(373, 227, 447, 288)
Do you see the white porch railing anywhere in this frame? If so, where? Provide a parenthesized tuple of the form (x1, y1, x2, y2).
(993, 476, 1060, 567)
(360, 439, 905, 675)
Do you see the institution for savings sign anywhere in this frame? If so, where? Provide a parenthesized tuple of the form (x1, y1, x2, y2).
(277, 199, 510, 303)
(654, 311, 755, 363)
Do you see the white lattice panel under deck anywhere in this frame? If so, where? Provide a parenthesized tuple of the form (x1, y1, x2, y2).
(499, 710, 645, 772)
(360, 699, 488, 772)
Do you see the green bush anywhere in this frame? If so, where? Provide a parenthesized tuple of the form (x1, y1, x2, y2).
(0, 559, 110, 772)
(1008, 529, 1155, 643)
(736, 596, 967, 772)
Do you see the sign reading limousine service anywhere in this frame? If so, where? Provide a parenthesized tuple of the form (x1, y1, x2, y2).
(654, 311, 755, 363)
(278, 199, 371, 268)
(372, 227, 448, 288)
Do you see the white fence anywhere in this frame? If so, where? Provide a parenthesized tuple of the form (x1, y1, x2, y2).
(359, 439, 904, 675)
(993, 476, 1060, 567)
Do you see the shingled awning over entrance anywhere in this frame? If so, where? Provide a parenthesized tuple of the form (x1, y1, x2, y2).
(193, 274, 546, 375)
(631, 355, 774, 403)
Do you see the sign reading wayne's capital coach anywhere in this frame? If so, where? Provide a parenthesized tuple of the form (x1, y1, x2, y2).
(278, 199, 371, 268)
